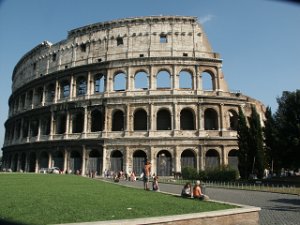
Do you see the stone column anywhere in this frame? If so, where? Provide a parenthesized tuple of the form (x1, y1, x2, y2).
(63, 148, 68, 173)
(199, 146, 204, 171)
(81, 145, 86, 176)
(70, 75, 74, 100)
(48, 152, 52, 168)
(87, 71, 92, 96)
(54, 79, 59, 103)
(102, 145, 108, 176)
(83, 106, 88, 135)
(50, 111, 55, 139)
(219, 103, 224, 134)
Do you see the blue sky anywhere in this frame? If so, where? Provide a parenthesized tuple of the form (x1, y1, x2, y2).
(0, 0, 300, 153)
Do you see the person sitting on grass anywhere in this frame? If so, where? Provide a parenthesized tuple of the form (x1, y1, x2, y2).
(181, 182, 192, 198)
(193, 180, 209, 200)
(152, 176, 159, 191)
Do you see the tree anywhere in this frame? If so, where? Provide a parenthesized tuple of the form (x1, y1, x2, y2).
(248, 105, 265, 179)
(274, 90, 300, 169)
(237, 107, 250, 179)
(263, 107, 279, 173)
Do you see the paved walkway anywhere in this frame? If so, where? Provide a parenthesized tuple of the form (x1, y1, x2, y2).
(114, 179, 300, 225)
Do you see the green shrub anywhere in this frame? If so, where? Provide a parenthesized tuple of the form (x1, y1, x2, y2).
(182, 166, 238, 181)
(181, 167, 198, 179)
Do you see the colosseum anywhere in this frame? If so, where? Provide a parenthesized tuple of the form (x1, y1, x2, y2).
(2, 16, 265, 176)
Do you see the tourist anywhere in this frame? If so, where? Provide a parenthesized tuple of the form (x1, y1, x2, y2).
(181, 182, 192, 198)
(143, 160, 151, 190)
(193, 180, 209, 200)
(130, 171, 136, 181)
(152, 176, 159, 191)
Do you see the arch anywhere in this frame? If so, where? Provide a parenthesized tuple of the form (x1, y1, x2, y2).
(53, 151, 64, 171)
(70, 150, 82, 174)
(179, 70, 193, 89)
(56, 113, 66, 134)
(110, 150, 123, 173)
(134, 109, 147, 130)
(12, 154, 18, 172)
(87, 149, 103, 176)
(22, 119, 29, 138)
(202, 71, 214, 91)
(72, 111, 84, 133)
(180, 108, 195, 130)
(228, 149, 239, 170)
(156, 150, 172, 176)
(205, 149, 220, 170)
(30, 119, 39, 137)
(39, 151, 49, 169)
(76, 76, 87, 96)
(114, 72, 126, 91)
(134, 71, 148, 90)
(60, 80, 70, 98)
(181, 149, 196, 169)
(20, 153, 26, 171)
(229, 110, 239, 130)
(46, 83, 55, 102)
(133, 150, 147, 175)
(94, 74, 105, 93)
(28, 152, 36, 172)
(91, 109, 103, 132)
(157, 109, 171, 130)
(112, 110, 124, 131)
(34, 86, 43, 105)
(204, 108, 218, 130)
(41, 114, 51, 135)
(157, 70, 171, 89)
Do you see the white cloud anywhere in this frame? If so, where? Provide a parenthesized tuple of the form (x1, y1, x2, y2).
(199, 14, 215, 24)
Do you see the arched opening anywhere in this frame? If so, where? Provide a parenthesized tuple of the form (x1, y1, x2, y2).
(134, 109, 147, 130)
(157, 70, 171, 89)
(205, 149, 220, 170)
(91, 109, 103, 132)
(70, 151, 82, 174)
(76, 76, 87, 96)
(179, 71, 193, 89)
(46, 84, 55, 103)
(157, 109, 171, 130)
(204, 108, 218, 130)
(134, 71, 148, 90)
(157, 150, 172, 176)
(114, 72, 126, 91)
(60, 80, 70, 98)
(94, 74, 105, 93)
(53, 151, 64, 171)
(181, 149, 196, 169)
(41, 114, 51, 135)
(12, 154, 18, 172)
(30, 119, 39, 137)
(110, 150, 123, 173)
(112, 110, 124, 131)
(72, 111, 84, 133)
(34, 87, 43, 106)
(39, 151, 49, 169)
(87, 149, 103, 175)
(22, 119, 29, 138)
(133, 150, 147, 175)
(56, 113, 66, 134)
(180, 108, 195, 130)
(28, 152, 36, 172)
(229, 110, 239, 130)
(20, 153, 26, 171)
(228, 149, 239, 170)
(202, 71, 214, 91)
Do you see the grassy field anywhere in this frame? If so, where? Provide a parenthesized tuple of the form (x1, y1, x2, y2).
(0, 174, 235, 225)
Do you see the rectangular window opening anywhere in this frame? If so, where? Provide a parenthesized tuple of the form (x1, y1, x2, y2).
(183, 53, 188, 57)
(160, 35, 167, 43)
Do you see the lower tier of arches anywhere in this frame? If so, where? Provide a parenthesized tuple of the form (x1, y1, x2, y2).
(1, 140, 239, 176)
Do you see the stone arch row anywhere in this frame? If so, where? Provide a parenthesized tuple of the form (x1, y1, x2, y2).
(6, 105, 239, 141)
(2, 148, 239, 176)
(10, 67, 218, 116)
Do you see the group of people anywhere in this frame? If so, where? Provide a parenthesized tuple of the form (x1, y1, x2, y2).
(181, 180, 209, 200)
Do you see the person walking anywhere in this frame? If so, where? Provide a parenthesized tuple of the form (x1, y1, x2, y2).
(143, 160, 151, 190)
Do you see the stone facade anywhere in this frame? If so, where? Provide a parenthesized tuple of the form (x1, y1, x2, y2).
(2, 16, 265, 176)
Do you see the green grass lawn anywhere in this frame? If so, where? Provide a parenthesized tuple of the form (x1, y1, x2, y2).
(0, 174, 235, 225)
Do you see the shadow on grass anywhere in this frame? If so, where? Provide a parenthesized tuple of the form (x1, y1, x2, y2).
(0, 219, 29, 225)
